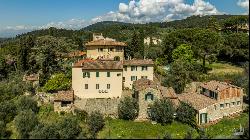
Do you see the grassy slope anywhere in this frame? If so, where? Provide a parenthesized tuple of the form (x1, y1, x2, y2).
(206, 113, 249, 138)
(98, 113, 249, 139)
(207, 62, 244, 75)
(98, 120, 198, 139)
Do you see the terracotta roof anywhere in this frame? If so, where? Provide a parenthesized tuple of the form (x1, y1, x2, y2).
(123, 59, 154, 66)
(200, 80, 241, 92)
(177, 92, 217, 110)
(85, 39, 127, 46)
(133, 78, 160, 91)
(73, 59, 123, 70)
(54, 90, 74, 102)
(160, 87, 177, 99)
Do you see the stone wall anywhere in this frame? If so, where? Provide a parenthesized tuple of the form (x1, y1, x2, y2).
(74, 98, 120, 118)
(54, 101, 74, 113)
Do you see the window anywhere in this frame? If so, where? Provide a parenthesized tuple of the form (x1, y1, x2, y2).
(124, 66, 127, 71)
(145, 92, 154, 101)
(117, 73, 121, 76)
(107, 84, 110, 89)
(96, 84, 99, 89)
(96, 72, 99, 77)
(214, 105, 217, 110)
(131, 66, 137, 71)
(237, 101, 241, 105)
(141, 76, 148, 79)
(226, 103, 230, 108)
(200, 113, 207, 124)
(209, 91, 218, 99)
(232, 102, 236, 106)
(83, 72, 90, 78)
(220, 104, 224, 109)
(98, 48, 104, 52)
(61, 101, 71, 107)
(107, 72, 110, 77)
(142, 66, 148, 71)
(123, 77, 125, 82)
(131, 76, 137, 81)
(85, 84, 88, 89)
(109, 48, 114, 52)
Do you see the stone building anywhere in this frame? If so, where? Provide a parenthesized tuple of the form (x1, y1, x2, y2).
(54, 90, 74, 113)
(178, 80, 244, 125)
(133, 78, 179, 120)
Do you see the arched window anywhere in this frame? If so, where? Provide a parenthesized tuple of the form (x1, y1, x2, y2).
(145, 92, 154, 101)
(114, 56, 120, 61)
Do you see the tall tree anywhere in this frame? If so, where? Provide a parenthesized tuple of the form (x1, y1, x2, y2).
(193, 29, 222, 69)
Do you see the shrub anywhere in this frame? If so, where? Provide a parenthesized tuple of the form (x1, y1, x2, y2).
(87, 111, 105, 138)
(14, 110, 38, 138)
(0, 121, 6, 138)
(176, 101, 197, 128)
(30, 123, 60, 139)
(118, 97, 139, 120)
(0, 100, 17, 123)
(74, 109, 88, 121)
(149, 98, 175, 125)
(184, 129, 193, 139)
(16, 96, 39, 113)
(163, 132, 172, 139)
(43, 73, 71, 92)
(57, 116, 81, 139)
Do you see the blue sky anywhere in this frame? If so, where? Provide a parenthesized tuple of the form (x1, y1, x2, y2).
(0, 0, 249, 37)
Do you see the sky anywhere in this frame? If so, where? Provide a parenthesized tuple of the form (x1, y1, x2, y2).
(0, 0, 249, 37)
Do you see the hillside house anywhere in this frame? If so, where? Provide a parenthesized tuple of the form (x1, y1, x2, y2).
(85, 33, 126, 60)
(178, 80, 243, 125)
(144, 37, 162, 45)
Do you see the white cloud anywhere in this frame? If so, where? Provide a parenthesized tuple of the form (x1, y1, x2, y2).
(237, 0, 249, 14)
(237, 0, 249, 9)
(0, 0, 227, 37)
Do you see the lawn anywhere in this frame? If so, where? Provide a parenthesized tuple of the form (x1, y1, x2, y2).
(206, 113, 249, 138)
(98, 113, 249, 139)
(207, 62, 244, 75)
(98, 119, 198, 139)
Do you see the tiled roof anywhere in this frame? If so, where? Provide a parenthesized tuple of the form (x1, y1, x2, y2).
(200, 80, 241, 92)
(123, 59, 154, 66)
(54, 90, 74, 102)
(85, 39, 127, 46)
(177, 92, 217, 110)
(160, 86, 177, 99)
(133, 78, 160, 91)
(73, 59, 123, 70)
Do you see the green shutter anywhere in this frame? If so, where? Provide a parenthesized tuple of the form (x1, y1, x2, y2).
(96, 72, 99, 77)
(145, 94, 147, 101)
(205, 113, 207, 123)
(88, 72, 90, 78)
(200, 114, 202, 124)
(151, 94, 154, 100)
(107, 72, 110, 77)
